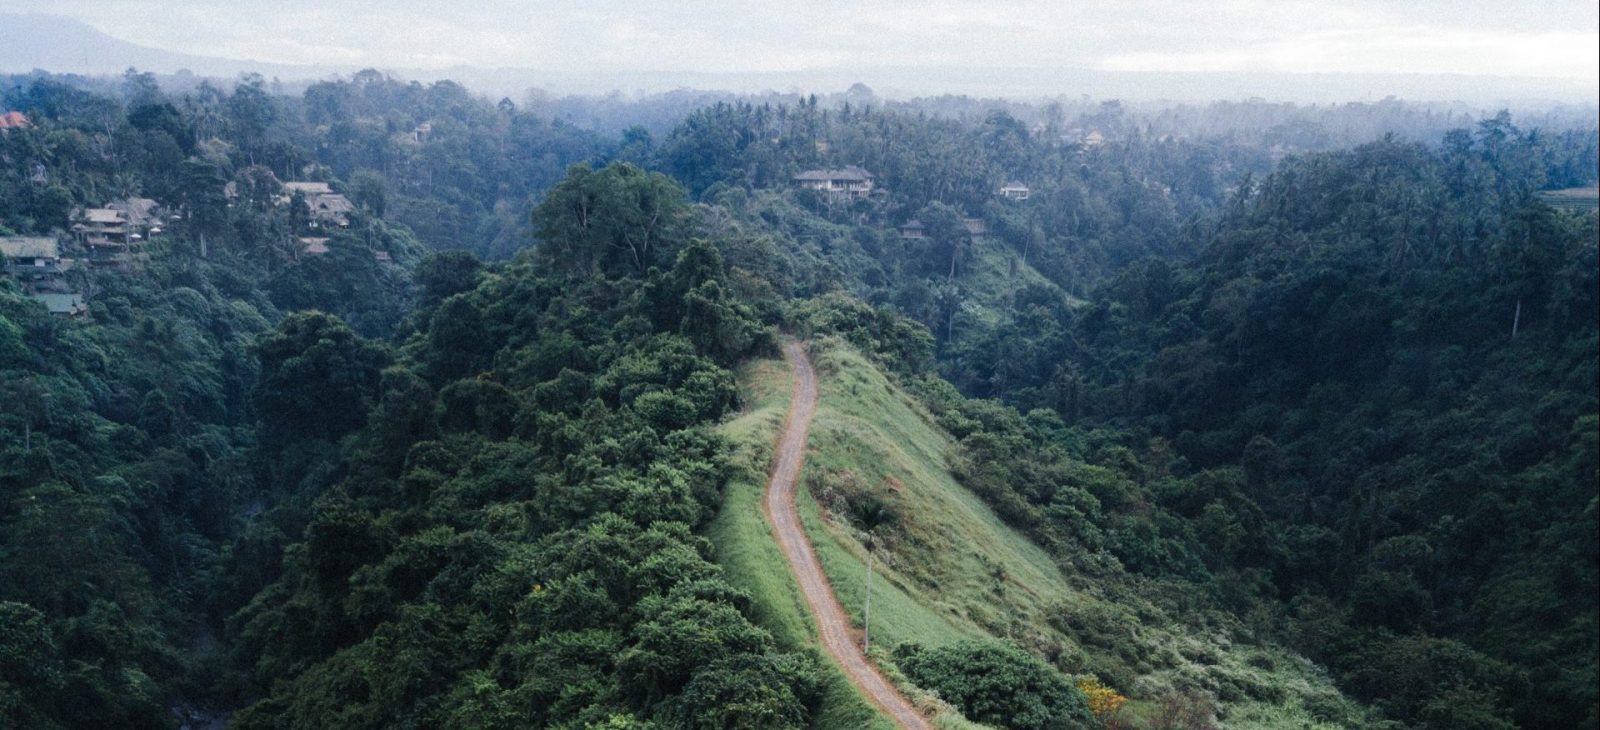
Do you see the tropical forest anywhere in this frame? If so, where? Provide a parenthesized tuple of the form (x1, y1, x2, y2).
(0, 39, 1595, 730)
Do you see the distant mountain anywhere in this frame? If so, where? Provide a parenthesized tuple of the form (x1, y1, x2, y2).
(0, 13, 344, 80)
(1, 12, 1593, 105)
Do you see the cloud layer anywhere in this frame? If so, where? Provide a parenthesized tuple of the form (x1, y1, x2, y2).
(8, 0, 1597, 83)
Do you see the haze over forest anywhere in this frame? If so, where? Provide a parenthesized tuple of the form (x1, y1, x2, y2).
(1, 5, 1596, 103)
(0, 4, 1596, 730)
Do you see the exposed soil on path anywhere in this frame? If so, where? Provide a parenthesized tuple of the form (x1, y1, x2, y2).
(764, 342, 934, 730)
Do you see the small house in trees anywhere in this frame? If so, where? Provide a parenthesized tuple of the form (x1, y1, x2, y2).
(2, 236, 63, 271)
(310, 194, 355, 226)
(793, 166, 875, 199)
(898, 219, 927, 239)
(76, 208, 128, 245)
(34, 292, 88, 317)
(1, 236, 71, 292)
(282, 182, 355, 227)
(962, 218, 988, 236)
(3, 236, 85, 314)
(0, 111, 30, 130)
(297, 237, 331, 256)
(1062, 128, 1106, 148)
(999, 182, 1030, 200)
(73, 208, 142, 268)
(107, 197, 163, 233)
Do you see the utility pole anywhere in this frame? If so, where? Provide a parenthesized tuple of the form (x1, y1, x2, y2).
(863, 533, 874, 653)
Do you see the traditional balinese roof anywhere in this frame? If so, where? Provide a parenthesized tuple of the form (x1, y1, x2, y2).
(373, 250, 394, 263)
(107, 197, 161, 227)
(0, 236, 60, 259)
(33, 292, 87, 316)
(962, 218, 988, 236)
(1000, 181, 1029, 191)
(311, 194, 355, 214)
(0, 111, 31, 129)
(82, 208, 126, 224)
(283, 181, 335, 195)
(297, 237, 331, 256)
(793, 165, 874, 182)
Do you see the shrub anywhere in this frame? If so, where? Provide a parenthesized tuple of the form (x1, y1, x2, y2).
(896, 640, 1096, 730)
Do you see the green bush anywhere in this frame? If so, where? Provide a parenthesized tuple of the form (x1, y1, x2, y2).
(896, 640, 1095, 730)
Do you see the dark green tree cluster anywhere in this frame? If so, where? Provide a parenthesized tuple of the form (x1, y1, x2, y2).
(223, 164, 811, 728)
(0, 72, 448, 728)
(3, 69, 1596, 730)
(0, 259, 278, 728)
(784, 112, 1595, 728)
(658, 101, 1240, 301)
(921, 125, 1595, 728)
(294, 70, 611, 259)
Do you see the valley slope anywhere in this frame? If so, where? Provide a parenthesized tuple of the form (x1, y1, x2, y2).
(712, 338, 1365, 729)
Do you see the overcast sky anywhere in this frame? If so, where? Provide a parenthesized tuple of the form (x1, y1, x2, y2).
(13, 0, 1599, 83)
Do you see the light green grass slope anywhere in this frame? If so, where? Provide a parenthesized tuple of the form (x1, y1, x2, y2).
(801, 343, 1072, 651)
(709, 357, 898, 730)
(713, 344, 1363, 730)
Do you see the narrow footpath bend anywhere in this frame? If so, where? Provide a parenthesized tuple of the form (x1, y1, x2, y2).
(765, 342, 933, 730)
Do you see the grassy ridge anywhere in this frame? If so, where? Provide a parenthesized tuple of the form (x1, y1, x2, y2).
(802, 342, 1075, 651)
(709, 357, 898, 730)
(713, 344, 1362, 729)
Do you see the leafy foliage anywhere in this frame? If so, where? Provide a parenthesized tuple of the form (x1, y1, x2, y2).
(896, 640, 1096, 730)
(1, 69, 1594, 730)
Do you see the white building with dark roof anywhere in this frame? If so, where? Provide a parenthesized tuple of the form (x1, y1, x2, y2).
(793, 166, 876, 198)
(999, 182, 1031, 200)
(3, 236, 82, 307)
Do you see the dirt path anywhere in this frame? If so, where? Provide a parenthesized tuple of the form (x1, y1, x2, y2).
(765, 342, 934, 730)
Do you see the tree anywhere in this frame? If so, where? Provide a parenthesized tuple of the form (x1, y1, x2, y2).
(178, 157, 229, 243)
(232, 165, 283, 211)
(348, 170, 388, 218)
(533, 163, 690, 277)
(253, 311, 390, 446)
(618, 592, 771, 706)
(0, 484, 148, 617)
(0, 601, 64, 729)
(914, 202, 969, 280)
(227, 74, 278, 163)
(675, 654, 820, 729)
(413, 250, 483, 307)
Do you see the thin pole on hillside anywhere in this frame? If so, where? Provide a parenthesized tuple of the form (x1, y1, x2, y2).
(863, 533, 874, 654)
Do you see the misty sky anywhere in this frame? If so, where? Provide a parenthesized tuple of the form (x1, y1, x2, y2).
(13, 0, 1599, 82)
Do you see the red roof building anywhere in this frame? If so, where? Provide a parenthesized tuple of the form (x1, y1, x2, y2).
(0, 111, 32, 129)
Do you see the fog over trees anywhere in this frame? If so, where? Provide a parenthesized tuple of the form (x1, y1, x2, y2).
(0, 7, 1595, 728)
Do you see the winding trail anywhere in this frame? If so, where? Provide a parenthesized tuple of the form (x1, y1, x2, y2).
(764, 342, 933, 730)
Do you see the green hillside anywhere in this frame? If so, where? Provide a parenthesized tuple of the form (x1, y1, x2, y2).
(708, 357, 900, 730)
(713, 340, 1367, 729)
